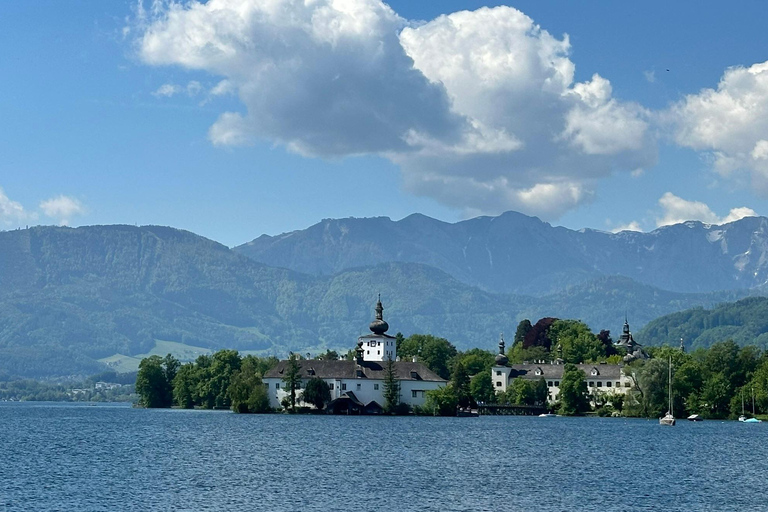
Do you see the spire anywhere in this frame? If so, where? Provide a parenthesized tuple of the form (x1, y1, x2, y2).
(369, 294, 389, 335)
(680, 337, 685, 353)
(494, 332, 508, 366)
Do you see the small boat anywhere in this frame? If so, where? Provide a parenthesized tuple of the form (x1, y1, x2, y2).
(538, 413, 557, 417)
(660, 357, 675, 426)
(740, 387, 763, 423)
(687, 414, 702, 422)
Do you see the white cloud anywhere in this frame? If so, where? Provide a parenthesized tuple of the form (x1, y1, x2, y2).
(0, 187, 29, 226)
(644, 70, 655, 83)
(655, 192, 757, 227)
(669, 61, 768, 193)
(210, 79, 235, 96)
(39, 195, 86, 226)
(152, 83, 181, 97)
(611, 221, 643, 233)
(133, 1, 656, 220)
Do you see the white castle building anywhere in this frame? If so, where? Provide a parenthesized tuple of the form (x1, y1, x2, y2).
(263, 297, 446, 412)
(491, 336, 634, 402)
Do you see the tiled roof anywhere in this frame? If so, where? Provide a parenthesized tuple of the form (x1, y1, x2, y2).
(507, 363, 624, 380)
(263, 359, 446, 382)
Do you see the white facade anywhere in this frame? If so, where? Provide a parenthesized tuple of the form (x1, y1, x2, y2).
(358, 334, 397, 362)
(263, 373, 441, 410)
(492, 362, 634, 403)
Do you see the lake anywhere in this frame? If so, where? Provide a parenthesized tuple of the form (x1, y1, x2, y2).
(0, 402, 765, 511)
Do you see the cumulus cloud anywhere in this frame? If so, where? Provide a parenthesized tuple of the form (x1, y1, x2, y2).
(655, 192, 757, 227)
(133, 1, 656, 219)
(669, 61, 768, 193)
(39, 196, 86, 226)
(0, 187, 29, 226)
(153, 80, 203, 97)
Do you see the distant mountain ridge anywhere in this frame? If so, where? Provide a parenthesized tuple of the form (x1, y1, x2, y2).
(235, 212, 768, 296)
(0, 224, 750, 378)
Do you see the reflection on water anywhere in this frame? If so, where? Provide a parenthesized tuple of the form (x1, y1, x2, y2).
(0, 402, 765, 512)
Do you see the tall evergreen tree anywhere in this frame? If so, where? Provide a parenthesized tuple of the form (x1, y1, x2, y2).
(514, 319, 533, 346)
(282, 353, 302, 412)
(383, 356, 400, 413)
(452, 360, 472, 408)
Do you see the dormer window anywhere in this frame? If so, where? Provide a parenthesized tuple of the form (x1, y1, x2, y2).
(534, 367, 543, 376)
(591, 368, 599, 376)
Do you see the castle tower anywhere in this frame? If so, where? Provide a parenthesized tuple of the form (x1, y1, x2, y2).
(357, 295, 396, 362)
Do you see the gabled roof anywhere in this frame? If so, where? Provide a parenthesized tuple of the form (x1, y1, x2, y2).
(263, 359, 446, 382)
(507, 363, 624, 380)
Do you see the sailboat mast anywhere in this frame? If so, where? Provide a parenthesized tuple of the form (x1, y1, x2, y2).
(668, 356, 673, 415)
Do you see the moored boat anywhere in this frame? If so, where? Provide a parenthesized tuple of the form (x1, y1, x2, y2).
(659, 357, 675, 426)
(687, 414, 702, 422)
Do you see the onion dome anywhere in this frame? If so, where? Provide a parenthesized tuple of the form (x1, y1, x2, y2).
(495, 333, 508, 366)
(369, 294, 389, 334)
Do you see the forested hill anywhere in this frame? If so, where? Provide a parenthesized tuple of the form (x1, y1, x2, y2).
(0, 225, 753, 378)
(235, 211, 768, 296)
(637, 297, 768, 350)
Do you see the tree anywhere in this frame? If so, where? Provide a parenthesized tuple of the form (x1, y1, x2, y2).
(229, 356, 271, 413)
(522, 317, 558, 351)
(172, 363, 197, 409)
(452, 361, 472, 408)
(301, 377, 331, 410)
(510, 378, 535, 405)
(316, 350, 340, 361)
(136, 354, 178, 408)
(558, 364, 589, 415)
(383, 356, 400, 413)
(282, 353, 302, 412)
(514, 319, 533, 346)
(424, 386, 458, 416)
(456, 348, 495, 376)
(549, 320, 605, 364)
(208, 350, 242, 409)
(470, 372, 495, 404)
(398, 334, 457, 379)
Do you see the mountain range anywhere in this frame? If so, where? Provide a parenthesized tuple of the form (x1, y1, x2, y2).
(2, 211, 768, 378)
(235, 211, 768, 295)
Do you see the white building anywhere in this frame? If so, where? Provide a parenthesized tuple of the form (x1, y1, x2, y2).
(263, 297, 446, 412)
(491, 336, 634, 402)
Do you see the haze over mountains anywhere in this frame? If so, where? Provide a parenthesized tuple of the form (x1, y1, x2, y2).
(2, 211, 767, 378)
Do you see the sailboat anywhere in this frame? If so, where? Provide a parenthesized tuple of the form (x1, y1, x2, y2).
(659, 356, 675, 426)
(740, 387, 762, 423)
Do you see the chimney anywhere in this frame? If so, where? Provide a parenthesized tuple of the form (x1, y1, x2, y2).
(412, 356, 418, 363)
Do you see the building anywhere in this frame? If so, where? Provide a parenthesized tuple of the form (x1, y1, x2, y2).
(490, 335, 634, 402)
(614, 317, 649, 362)
(263, 297, 446, 412)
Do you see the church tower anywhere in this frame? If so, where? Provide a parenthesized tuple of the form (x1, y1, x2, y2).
(357, 295, 397, 362)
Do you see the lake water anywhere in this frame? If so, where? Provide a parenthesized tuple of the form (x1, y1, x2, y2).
(0, 402, 766, 512)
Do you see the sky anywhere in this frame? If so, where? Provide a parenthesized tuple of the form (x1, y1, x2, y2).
(2, 0, 768, 247)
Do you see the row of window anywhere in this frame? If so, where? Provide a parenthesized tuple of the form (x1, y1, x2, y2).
(274, 382, 380, 391)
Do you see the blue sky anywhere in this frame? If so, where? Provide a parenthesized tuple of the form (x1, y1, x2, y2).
(2, 1, 768, 246)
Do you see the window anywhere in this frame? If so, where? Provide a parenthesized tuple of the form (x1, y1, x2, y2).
(412, 390, 417, 398)
(496, 371, 502, 376)
(374, 384, 379, 390)
(624, 382, 631, 388)
(597, 381, 603, 388)
(275, 383, 280, 389)
(367, 350, 370, 355)
(548, 381, 553, 387)
(555, 381, 560, 387)
(606, 381, 612, 387)
(342, 383, 347, 391)
(377, 350, 380, 355)
(496, 381, 502, 387)
(296, 382, 301, 389)
(329, 383, 334, 390)
(616, 382, 621, 387)
(589, 381, 595, 387)
(356, 383, 361, 390)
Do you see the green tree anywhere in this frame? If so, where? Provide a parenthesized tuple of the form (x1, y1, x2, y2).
(136, 354, 178, 408)
(456, 348, 495, 376)
(558, 364, 589, 415)
(398, 334, 457, 380)
(452, 361, 472, 408)
(470, 372, 495, 404)
(383, 356, 400, 413)
(424, 386, 458, 416)
(208, 350, 242, 409)
(301, 377, 331, 410)
(549, 320, 605, 364)
(229, 356, 271, 413)
(282, 353, 302, 412)
(172, 363, 197, 409)
(316, 350, 340, 361)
